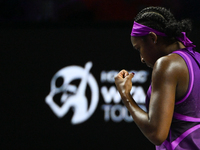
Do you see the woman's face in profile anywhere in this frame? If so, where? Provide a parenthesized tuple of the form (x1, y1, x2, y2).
(131, 36, 160, 68)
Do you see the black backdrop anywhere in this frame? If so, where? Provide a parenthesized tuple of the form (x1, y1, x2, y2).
(2, 22, 199, 150)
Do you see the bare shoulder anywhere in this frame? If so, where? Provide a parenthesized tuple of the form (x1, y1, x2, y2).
(152, 53, 189, 99)
(153, 53, 187, 78)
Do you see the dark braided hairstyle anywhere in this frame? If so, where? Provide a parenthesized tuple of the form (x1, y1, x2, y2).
(134, 6, 192, 39)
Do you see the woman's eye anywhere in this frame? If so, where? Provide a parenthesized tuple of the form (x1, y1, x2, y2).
(136, 48, 140, 52)
(133, 46, 140, 52)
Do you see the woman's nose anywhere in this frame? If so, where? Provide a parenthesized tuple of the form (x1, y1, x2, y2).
(141, 57, 145, 63)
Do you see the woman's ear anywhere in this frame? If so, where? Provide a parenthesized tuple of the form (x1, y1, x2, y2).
(149, 32, 158, 44)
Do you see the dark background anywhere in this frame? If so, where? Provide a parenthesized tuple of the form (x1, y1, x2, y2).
(2, 0, 200, 149)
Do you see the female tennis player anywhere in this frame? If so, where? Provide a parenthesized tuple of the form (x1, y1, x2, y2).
(115, 6, 200, 150)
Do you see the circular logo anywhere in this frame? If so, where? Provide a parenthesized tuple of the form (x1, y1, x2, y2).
(45, 62, 99, 124)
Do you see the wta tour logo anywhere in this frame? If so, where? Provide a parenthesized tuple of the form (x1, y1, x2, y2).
(45, 61, 149, 125)
(45, 62, 99, 124)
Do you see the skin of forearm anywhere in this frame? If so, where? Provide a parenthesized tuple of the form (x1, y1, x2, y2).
(121, 92, 163, 145)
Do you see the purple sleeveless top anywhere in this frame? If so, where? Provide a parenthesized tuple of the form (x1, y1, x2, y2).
(145, 48, 200, 150)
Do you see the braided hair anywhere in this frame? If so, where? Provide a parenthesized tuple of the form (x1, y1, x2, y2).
(134, 7, 192, 38)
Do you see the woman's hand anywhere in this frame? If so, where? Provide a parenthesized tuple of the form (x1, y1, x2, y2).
(114, 70, 134, 100)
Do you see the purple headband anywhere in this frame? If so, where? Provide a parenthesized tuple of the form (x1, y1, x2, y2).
(131, 21, 196, 48)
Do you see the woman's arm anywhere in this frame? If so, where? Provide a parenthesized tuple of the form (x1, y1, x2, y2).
(114, 56, 181, 145)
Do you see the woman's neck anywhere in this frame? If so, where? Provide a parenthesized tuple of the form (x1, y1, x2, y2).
(163, 41, 185, 55)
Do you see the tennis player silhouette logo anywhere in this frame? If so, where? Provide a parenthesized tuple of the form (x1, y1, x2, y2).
(45, 62, 99, 124)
